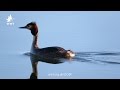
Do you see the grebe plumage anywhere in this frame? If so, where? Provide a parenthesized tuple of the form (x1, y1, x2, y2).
(19, 22, 75, 59)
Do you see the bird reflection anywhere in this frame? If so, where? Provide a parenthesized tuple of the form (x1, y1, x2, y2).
(29, 53, 72, 79)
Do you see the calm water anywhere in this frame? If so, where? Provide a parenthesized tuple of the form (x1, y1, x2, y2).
(1, 11, 120, 79)
(1, 51, 120, 79)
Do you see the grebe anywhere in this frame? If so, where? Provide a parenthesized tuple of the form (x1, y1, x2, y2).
(19, 22, 75, 59)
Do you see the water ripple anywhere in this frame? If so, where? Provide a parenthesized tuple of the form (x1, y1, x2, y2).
(23, 51, 120, 65)
(74, 52, 120, 65)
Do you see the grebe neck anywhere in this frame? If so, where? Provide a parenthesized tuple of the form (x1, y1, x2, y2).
(32, 34, 39, 49)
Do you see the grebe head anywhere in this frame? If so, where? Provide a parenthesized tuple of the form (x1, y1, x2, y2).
(19, 22, 38, 36)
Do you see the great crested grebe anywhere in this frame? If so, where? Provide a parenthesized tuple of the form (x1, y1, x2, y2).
(19, 22, 75, 59)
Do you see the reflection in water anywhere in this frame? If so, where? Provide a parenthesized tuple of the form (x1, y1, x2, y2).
(29, 53, 72, 79)
(24, 51, 120, 79)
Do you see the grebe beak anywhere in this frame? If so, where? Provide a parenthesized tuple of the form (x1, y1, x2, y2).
(19, 26, 27, 29)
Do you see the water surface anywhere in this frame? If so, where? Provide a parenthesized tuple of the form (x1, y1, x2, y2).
(1, 11, 120, 79)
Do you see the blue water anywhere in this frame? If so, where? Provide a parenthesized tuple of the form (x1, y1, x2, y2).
(1, 51, 120, 79)
(1, 11, 120, 79)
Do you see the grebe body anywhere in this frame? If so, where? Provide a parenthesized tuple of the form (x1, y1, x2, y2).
(19, 22, 75, 59)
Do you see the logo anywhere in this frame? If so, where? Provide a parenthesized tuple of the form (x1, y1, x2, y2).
(6, 14, 14, 26)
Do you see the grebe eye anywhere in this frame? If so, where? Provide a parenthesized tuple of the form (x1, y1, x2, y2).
(27, 25, 32, 29)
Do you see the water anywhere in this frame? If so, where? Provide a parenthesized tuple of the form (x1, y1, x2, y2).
(1, 11, 120, 79)
(1, 51, 120, 79)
